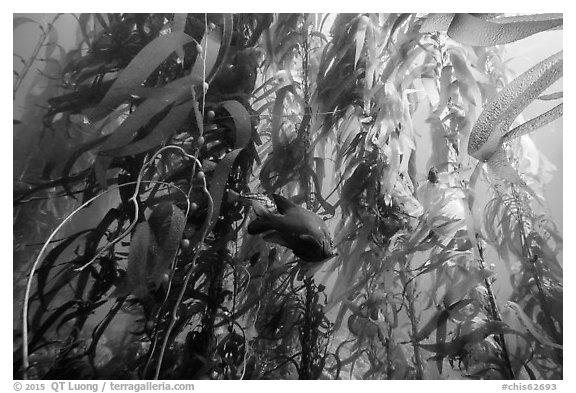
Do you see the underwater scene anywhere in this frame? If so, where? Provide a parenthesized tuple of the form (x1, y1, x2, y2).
(13, 13, 563, 380)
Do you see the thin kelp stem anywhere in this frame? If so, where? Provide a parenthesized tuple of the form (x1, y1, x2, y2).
(21, 179, 187, 378)
(87, 297, 125, 368)
(299, 275, 315, 380)
(76, 145, 198, 272)
(13, 14, 63, 100)
(14, 15, 64, 230)
(300, 21, 313, 210)
(476, 240, 516, 379)
(301, 21, 311, 105)
(399, 262, 424, 379)
(511, 187, 563, 365)
(297, 25, 318, 380)
(20, 180, 148, 379)
(153, 174, 214, 380)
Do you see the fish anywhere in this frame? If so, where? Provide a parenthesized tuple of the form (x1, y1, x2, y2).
(247, 194, 335, 263)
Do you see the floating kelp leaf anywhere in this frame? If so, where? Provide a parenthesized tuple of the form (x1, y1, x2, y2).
(35, 230, 91, 309)
(539, 91, 563, 101)
(70, 267, 89, 301)
(206, 148, 246, 235)
(419, 249, 470, 277)
(443, 268, 492, 308)
(434, 65, 454, 117)
(329, 219, 375, 307)
(28, 300, 80, 353)
(420, 13, 499, 34)
(172, 13, 187, 32)
(191, 26, 222, 83)
(93, 14, 109, 30)
(449, 50, 481, 107)
(82, 210, 124, 276)
(420, 77, 439, 109)
(341, 162, 370, 215)
(354, 15, 369, 68)
(335, 107, 361, 168)
(447, 14, 563, 47)
(270, 84, 296, 149)
(126, 222, 156, 299)
(525, 233, 563, 284)
(101, 77, 197, 151)
(56, 300, 108, 333)
(107, 99, 195, 157)
(253, 72, 295, 104)
(468, 51, 562, 183)
(44, 26, 61, 61)
(172, 14, 188, 60)
(348, 314, 381, 341)
(415, 299, 476, 342)
(318, 67, 363, 131)
(88, 31, 196, 121)
(418, 320, 509, 366)
(402, 62, 435, 91)
(485, 148, 523, 185)
(14, 16, 39, 30)
(211, 14, 234, 83)
(503, 103, 563, 143)
(492, 13, 563, 24)
(201, 98, 254, 233)
(505, 301, 563, 350)
(419, 182, 466, 223)
(72, 264, 90, 300)
(94, 77, 194, 188)
(383, 132, 400, 195)
(364, 17, 378, 98)
(300, 165, 335, 216)
(273, 30, 301, 66)
(147, 202, 186, 287)
(389, 13, 413, 39)
(420, 13, 455, 33)
(77, 14, 95, 45)
(220, 100, 252, 149)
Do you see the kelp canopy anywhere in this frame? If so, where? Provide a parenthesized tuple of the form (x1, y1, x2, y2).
(13, 13, 562, 380)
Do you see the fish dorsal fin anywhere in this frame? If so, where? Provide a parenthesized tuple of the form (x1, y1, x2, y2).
(272, 194, 297, 214)
(251, 200, 270, 217)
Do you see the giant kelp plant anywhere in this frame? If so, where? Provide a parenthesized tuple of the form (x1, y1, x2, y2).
(13, 13, 562, 380)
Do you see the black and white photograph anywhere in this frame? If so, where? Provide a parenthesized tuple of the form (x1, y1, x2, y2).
(12, 11, 564, 383)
